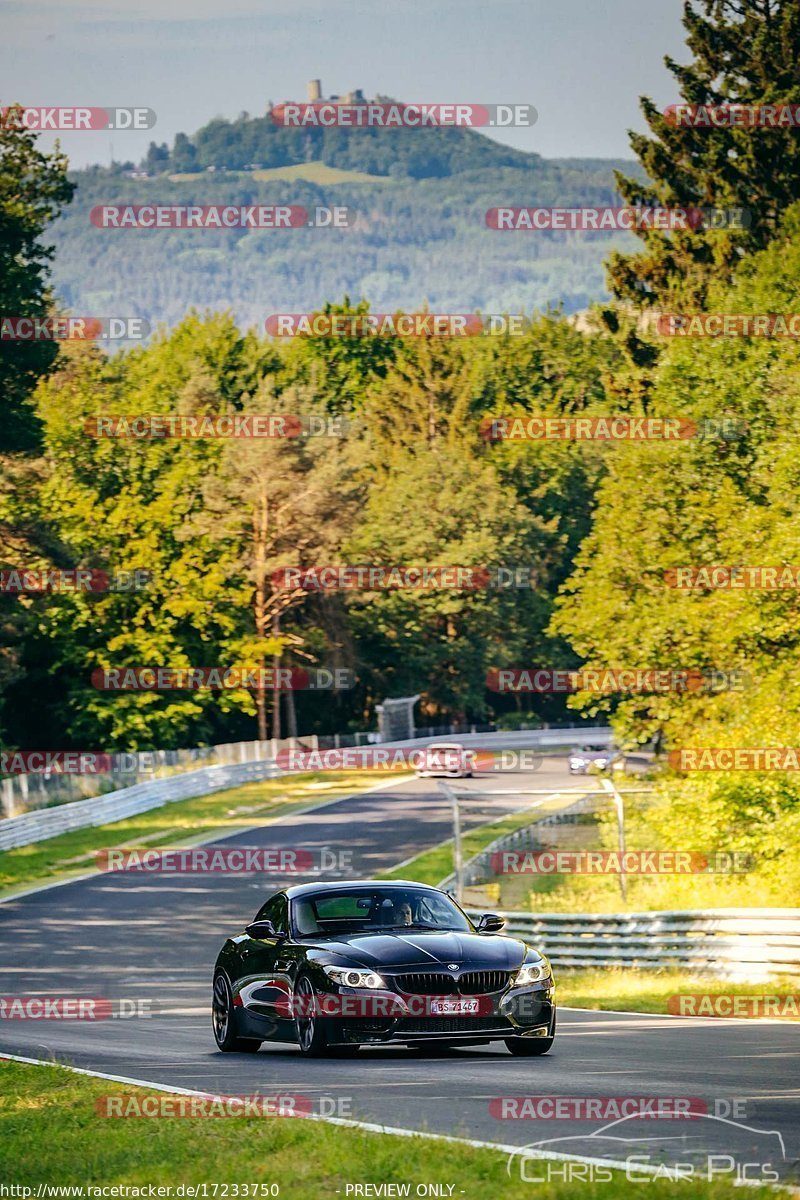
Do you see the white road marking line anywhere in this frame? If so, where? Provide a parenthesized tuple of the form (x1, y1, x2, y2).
(561, 1007, 798, 1026)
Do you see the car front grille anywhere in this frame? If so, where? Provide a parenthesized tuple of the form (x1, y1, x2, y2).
(392, 970, 510, 995)
(395, 972, 457, 995)
(458, 971, 510, 994)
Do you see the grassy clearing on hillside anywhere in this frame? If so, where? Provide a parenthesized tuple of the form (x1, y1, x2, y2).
(167, 162, 391, 185)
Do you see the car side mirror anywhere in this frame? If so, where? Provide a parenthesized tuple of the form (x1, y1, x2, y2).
(477, 913, 506, 933)
(246, 920, 284, 941)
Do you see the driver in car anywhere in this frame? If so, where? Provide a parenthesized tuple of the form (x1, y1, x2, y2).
(378, 897, 414, 926)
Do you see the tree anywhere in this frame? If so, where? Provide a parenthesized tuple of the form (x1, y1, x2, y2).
(0, 108, 74, 451)
(179, 380, 360, 739)
(344, 335, 555, 722)
(171, 133, 198, 174)
(144, 141, 170, 174)
(553, 203, 800, 753)
(607, 0, 800, 308)
(551, 206, 800, 902)
(277, 299, 399, 414)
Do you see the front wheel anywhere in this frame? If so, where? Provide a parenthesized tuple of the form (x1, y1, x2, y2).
(505, 1013, 556, 1056)
(212, 972, 261, 1053)
(294, 972, 330, 1056)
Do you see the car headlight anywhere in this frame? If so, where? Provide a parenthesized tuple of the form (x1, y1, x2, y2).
(322, 966, 386, 989)
(512, 960, 552, 987)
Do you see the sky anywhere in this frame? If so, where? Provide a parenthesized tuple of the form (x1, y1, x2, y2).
(2, 0, 690, 169)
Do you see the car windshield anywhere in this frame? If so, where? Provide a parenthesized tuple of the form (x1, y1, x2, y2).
(291, 887, 472, 938)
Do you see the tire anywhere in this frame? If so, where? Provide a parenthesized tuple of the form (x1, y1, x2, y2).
(212, 972, 261, 1053)
(505, 1013, 556, 1057)
(294, 972, 330, 1056)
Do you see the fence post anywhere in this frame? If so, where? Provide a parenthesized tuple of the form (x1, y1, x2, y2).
(438, 781, 463, 903)
(600, 776, 627, 902)
(1, 778, 15, 818)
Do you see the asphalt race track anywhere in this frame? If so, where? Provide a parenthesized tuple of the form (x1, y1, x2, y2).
(1, 754, 798, 1184)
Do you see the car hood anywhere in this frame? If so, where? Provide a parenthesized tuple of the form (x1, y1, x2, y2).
(305, 929, 533, 970)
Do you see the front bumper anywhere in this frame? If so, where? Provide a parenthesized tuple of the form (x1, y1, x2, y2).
(321, 983, 555, 1045)
(235, 975, 555, 1046)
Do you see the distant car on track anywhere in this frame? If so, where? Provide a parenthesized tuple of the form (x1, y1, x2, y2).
(414, 742, 473, 778)
(568, 744, 614, 773)
(212, 880, 556, 1057)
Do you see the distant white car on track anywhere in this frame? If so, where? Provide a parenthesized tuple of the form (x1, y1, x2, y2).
(568, 744, 614, 774)
(414, 742, 474, 778)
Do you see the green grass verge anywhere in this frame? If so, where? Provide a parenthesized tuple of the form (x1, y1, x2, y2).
(556, 968, 800, 1019)
(0, 770, 410, 896)
(0, 1059, 786, 1198)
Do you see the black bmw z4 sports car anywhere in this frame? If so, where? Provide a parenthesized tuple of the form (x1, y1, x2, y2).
(212, 880, 555, 1056)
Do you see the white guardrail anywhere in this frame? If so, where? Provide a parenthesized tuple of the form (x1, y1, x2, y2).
(465, 909, 800, 981)
(0, 759, 283, 852)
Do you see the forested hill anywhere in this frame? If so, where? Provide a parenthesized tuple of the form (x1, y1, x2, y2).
(147, 107, 538, 177)
(50, 109, 643, 332)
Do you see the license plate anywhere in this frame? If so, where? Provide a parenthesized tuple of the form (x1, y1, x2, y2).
(429, 998, 479, 1015)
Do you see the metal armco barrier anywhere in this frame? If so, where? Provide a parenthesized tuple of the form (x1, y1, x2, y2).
(466, 908, 800, 980)
(0, 724, 615, 819)
(0, 759, 282, 852)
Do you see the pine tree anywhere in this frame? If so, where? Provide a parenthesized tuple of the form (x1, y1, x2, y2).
(607, 0, 800, 308)
(0, 109, 74, 451)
